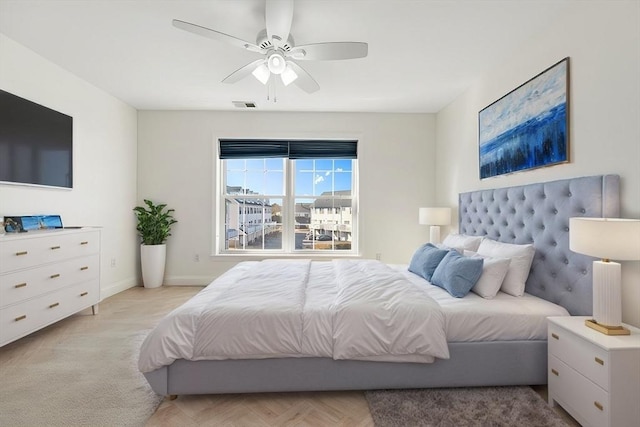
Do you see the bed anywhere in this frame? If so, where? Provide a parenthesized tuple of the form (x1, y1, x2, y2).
(140, 174, 620, 397)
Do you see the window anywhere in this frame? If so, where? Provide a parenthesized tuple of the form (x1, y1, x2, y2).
(218, 139, 358, 254)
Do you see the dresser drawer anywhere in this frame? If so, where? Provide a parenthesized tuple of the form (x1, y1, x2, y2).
(0, 231, 100, 273)
(0, 279, 99, 346)
(0, 254, 100, 307)
(548, 323, 609, 390)
(549, 355, 610, 427)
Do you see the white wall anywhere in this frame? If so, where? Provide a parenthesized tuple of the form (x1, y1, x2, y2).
(435, 2, 640, 326)
(0, 34, 139, 298)
(137, 111, 436, 284)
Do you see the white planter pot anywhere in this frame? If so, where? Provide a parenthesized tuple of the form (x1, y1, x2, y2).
(140, 244, 166, 288)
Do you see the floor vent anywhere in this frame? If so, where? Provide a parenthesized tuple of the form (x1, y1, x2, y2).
(232, 101, 257, 109)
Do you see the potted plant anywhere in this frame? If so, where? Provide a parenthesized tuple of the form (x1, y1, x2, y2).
(133, 199, 177, 288)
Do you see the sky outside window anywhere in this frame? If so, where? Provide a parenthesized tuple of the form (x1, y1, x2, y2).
(225, 159, 352, 198)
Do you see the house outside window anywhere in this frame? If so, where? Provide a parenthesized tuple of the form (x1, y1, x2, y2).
(217, 139, 358, 255)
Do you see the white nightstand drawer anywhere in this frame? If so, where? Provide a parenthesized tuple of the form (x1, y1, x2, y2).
(549, 355, 609, 427)
(548, 323, 609, 390)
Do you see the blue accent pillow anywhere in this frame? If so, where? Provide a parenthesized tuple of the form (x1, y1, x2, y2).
(408, 243, 449, 281)
(431, 250, 484, 298)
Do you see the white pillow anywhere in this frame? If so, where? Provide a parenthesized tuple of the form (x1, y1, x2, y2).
(464, 250, 511, 299)
(476, 238, 535, 296)
(442, 233, 484, 252)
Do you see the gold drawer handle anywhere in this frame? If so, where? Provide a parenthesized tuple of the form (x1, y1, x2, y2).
(49, 302, 60, 308)
(595, 357, 604, 366)
(551, 333, 559, 340)
(80, 266, 89, 271)
(551, 369, 559, 376)
(80, 292, 88, 297)
(594, 401, 603, 411)
(50, 245, 61, 250)
(50, 274, 61, 279)
(80, 241, 89, 245)
(15, 251, 28, 256)
(15, 315, 27, 322)
(15, 282, 27, 288)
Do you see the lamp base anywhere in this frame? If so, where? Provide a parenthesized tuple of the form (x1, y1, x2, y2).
(429, 226, 441, 244)
(585, 319, 630, 336)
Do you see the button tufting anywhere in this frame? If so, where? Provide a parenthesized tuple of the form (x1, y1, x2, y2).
(540, 285, 546, 290)
(564, 227, 569, 232)
(553, 209, 558, 214)
(552, 242, 557, 246)
(564, 259, 569, 264)
(566, 286, 572, 292)
(551, 273, 557, 278)
(568, 192, 572, 197)
(582, 270, 588, 275)
(580, 208, 586, 213)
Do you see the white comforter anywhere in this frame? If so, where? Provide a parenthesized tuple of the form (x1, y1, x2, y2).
(138, 259, 449, 373)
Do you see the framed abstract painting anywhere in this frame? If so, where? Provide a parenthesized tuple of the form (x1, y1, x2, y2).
(479, 57, 569, 179)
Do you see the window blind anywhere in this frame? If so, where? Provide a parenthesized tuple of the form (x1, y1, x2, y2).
(219, 139, 357, 159)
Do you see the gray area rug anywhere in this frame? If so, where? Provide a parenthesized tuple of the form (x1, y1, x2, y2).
(365, 386, 568, 427)
(0, 329, 161, 427)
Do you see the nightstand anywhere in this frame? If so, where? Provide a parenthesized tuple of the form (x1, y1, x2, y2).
(547, 316, 640, 427)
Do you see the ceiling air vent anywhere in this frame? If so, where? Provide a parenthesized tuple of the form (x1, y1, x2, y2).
(232, 101, 257, 109)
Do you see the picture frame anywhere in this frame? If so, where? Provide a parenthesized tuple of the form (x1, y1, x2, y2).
(478, 57, 569, 179)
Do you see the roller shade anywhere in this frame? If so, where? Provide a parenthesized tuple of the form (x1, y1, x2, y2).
(219, 139, 357, 159)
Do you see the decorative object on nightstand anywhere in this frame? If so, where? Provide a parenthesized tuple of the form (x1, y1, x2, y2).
(133, 200, 177, 289)
(547, 316, 640, 427)
(570, 217, 640, 335)
(419, 207, 451, 244)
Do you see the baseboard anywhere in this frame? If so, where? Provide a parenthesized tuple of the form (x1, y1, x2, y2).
(164, 275, 216, 286)
(101, 277, 138, 299)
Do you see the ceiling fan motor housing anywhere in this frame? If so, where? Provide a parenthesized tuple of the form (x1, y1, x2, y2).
(256, 28, 293, 51)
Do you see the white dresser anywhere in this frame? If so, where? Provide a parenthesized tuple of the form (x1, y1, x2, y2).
(0, 228, 100, 347)
(548, 316, 640, 427)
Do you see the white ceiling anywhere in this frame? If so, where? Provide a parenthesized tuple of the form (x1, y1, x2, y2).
(0, 0, 584, 113)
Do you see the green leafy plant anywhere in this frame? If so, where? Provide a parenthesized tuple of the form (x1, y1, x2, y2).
(133, 199, 177, 245)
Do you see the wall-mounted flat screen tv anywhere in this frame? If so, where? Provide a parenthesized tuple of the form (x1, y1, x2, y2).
(0, 89, 73, 188)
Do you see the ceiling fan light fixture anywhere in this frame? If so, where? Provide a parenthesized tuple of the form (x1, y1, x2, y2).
(281, 64, 298, 86)
(252, 63, 271, 84)
(267, 53, 286, 74)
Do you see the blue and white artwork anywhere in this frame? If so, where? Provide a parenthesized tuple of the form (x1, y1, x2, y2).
(479, 58, 569, 179)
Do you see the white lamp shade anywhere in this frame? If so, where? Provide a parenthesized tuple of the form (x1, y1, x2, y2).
(281, 64, 298, 86)
(419, 207, 451, 226)
(570, 217, 640, 260)
(251, 63, 270, 85)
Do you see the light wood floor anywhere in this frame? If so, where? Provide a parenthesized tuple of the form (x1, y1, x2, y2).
(1, 285, 579, 427)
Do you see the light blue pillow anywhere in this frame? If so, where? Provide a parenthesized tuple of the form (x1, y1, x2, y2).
(431, 250, 484, 298)
(408, 243, 449, 281)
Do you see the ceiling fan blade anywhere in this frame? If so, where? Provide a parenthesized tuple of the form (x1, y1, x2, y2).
(265, 0, 293, 47)
(288, 42, 368, 61)
(172, 19, 263, 53)
(287, 62, 320, 93)
(222, 59, 266, 84)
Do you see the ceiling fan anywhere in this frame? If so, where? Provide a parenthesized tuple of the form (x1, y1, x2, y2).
(172, 0, 368, 93)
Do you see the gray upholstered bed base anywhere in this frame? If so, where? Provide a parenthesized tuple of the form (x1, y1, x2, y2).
(143, 174, 620, 396)
(145, 341, 547, 395)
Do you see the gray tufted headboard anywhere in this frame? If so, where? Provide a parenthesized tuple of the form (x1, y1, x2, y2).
(458, 175, 620, 315)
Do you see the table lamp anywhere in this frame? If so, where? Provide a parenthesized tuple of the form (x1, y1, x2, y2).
(419, 207, 451, 244)
(570, 217, 640, 335)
